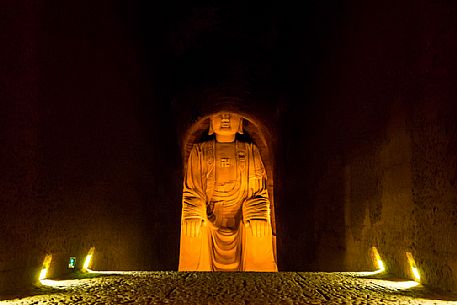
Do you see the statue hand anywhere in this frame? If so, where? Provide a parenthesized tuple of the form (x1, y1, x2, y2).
(184, 219, 203, 237)
(249, 219, 268, 237)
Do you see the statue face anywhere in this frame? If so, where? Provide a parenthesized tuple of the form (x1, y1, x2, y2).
(211, 112, 242, 136)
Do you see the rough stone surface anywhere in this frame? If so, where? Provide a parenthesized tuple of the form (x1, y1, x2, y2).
(2, 272, 457, 305)
(2, 0, 457, 296)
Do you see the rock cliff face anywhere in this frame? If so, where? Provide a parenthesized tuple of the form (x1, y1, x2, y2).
(1, 0, 456, 294)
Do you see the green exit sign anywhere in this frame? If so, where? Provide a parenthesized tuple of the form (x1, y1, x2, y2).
(68, 257, 76, 269)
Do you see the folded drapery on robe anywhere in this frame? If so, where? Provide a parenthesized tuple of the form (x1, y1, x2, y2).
(179, 140, 277, 272)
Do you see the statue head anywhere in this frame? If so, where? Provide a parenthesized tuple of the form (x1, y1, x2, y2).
(208, 112, 244, 136)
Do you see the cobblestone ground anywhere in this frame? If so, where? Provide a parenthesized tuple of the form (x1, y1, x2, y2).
(1, 271, 457, 304)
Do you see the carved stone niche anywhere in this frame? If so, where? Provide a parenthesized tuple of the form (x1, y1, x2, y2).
(179, 110, 277, 271)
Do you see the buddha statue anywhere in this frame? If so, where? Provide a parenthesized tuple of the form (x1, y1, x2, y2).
(179, 112, 277, 272)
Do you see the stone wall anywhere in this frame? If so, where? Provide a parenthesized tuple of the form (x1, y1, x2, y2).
(303, 0, 457, 291)
(1, 0, 457, 295)
(0, 1, 183, 294)
(340, 97, 457, 292)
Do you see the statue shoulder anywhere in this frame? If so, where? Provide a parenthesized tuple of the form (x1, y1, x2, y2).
(244, 142, 261, 155)
(191, 140, 209, 150)
(190, 140, 214, 159)
(195, 140, 213, 150)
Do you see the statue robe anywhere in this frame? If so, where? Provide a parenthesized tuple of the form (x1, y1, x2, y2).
(179, 139, 277, 272)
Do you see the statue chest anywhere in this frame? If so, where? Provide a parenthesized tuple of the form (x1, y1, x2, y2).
(214, 143, 238, 186)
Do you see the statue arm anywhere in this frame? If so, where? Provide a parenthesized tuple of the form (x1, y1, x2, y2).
(243, 144, 271, 222)
(182, 144, 207, 221)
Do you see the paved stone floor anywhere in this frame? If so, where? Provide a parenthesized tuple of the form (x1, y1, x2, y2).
(1, 271, 457, 304)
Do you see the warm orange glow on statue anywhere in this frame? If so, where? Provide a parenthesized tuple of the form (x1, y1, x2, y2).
(179, 112, 277, 272)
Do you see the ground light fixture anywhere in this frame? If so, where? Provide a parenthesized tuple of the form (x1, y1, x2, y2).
(371, 247, 385, 272)
(83, 247, 95, 271)
(39, 254, 52, 281)
(406, 252, 421, 282)
(347, 247, 419, 290)
(346, 247, 386, 277)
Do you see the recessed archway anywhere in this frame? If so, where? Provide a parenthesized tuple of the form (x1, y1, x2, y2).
(181, 110, 277, 264)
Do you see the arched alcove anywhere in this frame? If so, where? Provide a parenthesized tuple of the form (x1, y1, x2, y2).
(181, 110, 277, 261)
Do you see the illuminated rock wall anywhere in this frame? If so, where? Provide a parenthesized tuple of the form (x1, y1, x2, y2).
(338, 97, 457, 292)
(290, 1, 457, 292)
(1, 0, 456, 296)
(409, 104, 457, 291)
(0, 1, 182, 294)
